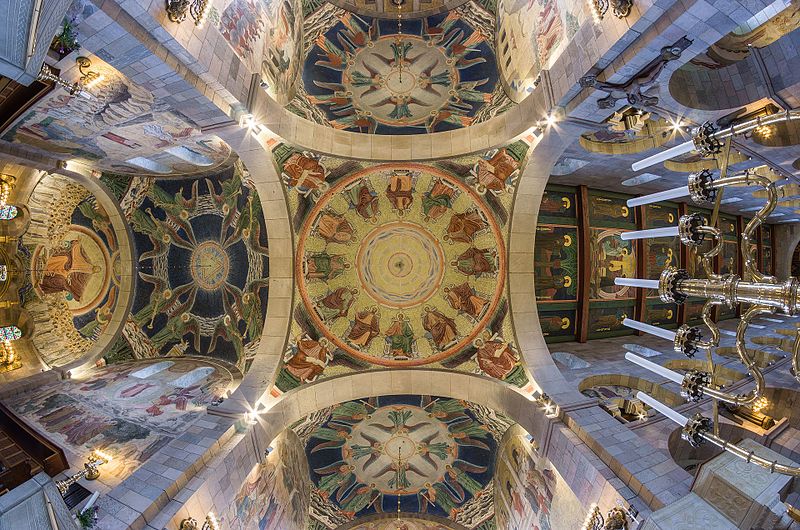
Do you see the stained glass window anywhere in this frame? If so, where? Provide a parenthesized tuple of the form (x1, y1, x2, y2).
(0, 205, 17, 220)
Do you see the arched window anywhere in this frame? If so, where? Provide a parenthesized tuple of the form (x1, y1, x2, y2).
(0, 205, 18, 220)
(125, 157, 172, 174)
(130, 361, 175, 379)
(0, 326, 21, 342)
(165, 146, 214, 166)
(170, 367, 215, 388)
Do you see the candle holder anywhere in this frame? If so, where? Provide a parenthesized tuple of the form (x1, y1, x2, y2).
(56, 450, 111, 495)
(581, 503, 635, 529)
(180, 512, 219, 530)
(166, 0, 211, 26)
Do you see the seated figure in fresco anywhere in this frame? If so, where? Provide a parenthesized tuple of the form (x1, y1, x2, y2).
(385, 314, 415, 358)
(453, 247, 497, 277)
(282, 152, 328, 193)
(475, 336, 517, 380)
(422, 179, 456, 221)
(473, 148, 518, 193)
(40, 239, 98, 302)
(422, 308, 458, 350)
(285, 336, 331, 383)
(444, 209, 487, 244)
(385, 170, 414, 214)
(305, 252, 349, 281)
(347, 307, 380, 349)
(315, 211, 354, 244)
(445, 282, 489, 320)
(345, 181, 379, 222)
(316, 287, 357, 321)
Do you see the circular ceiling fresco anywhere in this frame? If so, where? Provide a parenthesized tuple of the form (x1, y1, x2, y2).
(300, 395, 510, 524)
(296, 12, 505, 134)
(295, 163, 506, 367)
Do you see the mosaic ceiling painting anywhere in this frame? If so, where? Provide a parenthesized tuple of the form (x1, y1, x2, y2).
(347, 517, 462, 530)
(19, 174, 122, 367)
(292, 395, 514, 528)
(496, 0, 585, 102)
(0, 56, 233, 176)
(270, 138, 535, 394)
(290, 5, 511, 134)
(105, 161, 269, 372)
(213, 0, 302, 103)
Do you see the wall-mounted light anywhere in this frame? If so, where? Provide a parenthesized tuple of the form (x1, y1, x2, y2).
(56, 450, 112, 495)
(166, 0, 211, 27)
(180, 512, 219, 530)
(589, 0, 633, 20)
(76, 57, 105, 89)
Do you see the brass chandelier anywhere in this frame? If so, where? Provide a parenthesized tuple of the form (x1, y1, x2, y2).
(612, 110, 800, 476)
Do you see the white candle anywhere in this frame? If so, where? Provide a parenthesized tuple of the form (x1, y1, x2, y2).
(615, 278, 660, 289)
(625, 352, 683, 383)
(636, 391, 689, 426)
(622, 318, 677, 341)
(621, 226, 680, 240)
(632, 140, 696, 171)
(81, 491, 100, 513)
(627, 186, 690, 207)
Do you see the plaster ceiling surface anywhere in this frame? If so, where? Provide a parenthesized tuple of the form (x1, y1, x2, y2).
(293, 394, 513, 527)
(290, 6, 511, 134)
(270, 137, 537, 395)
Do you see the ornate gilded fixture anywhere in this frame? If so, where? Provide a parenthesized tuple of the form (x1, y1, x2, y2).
(179, 512, 219, 530)
(165, 0, 211, 27)
(589, 0, 633, 21)
(76, 56, 104, 89)
(36, 63, 82, 96)
(581, 503, 636, 529)
(615, 110, 800, 477)
(56, 450, 112, 495)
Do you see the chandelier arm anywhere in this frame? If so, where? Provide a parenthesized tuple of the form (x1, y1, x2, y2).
(696, 225, 723, 281)
(793, 331, 800, 384)
(696, 299, 720, 349)
(700, 429, 800, 476)
(697, 304, 770, 406)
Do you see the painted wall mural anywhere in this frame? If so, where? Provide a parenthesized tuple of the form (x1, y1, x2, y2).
(109, 161, 269, 372)
(212, 0, 302, 103)
(496, 0, 586, 102)
(294, 395, 513, 528)
(19, 174, 121, 367)
(225, 429, 311, 530)
(494, 424, 584, 530)
(291, 7, 511, 134)
(0, 55, 232, 176)
(270, 138, 534, 393)
(3, 358, 234, 486)
(347, 517, 461, 530)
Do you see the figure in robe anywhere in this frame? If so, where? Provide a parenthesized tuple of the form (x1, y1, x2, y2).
(385, 315, 415, 358)
(386, 170, 414, 214)
(316, 211, 354, 244)
(39, 239, 97, 301)
(453, 247, 497, 277)
(591, 199, 629, 219)
(347, 307, 380, 348)
(445, 282, 489, 320)
(316, 287, 357, 321)
(539, 315, 571, 336)
(305, 252, 348, 281)
(473, 148, 518, 193)
(475, 338, 517, 380)
(346, 182, 379, 222)
(445, 209, 487, 244)
(285, 336, 331, 383)
(282, 152, 327, 192)
(422, 179, 455, 221)
(423, 308, 458, 350)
